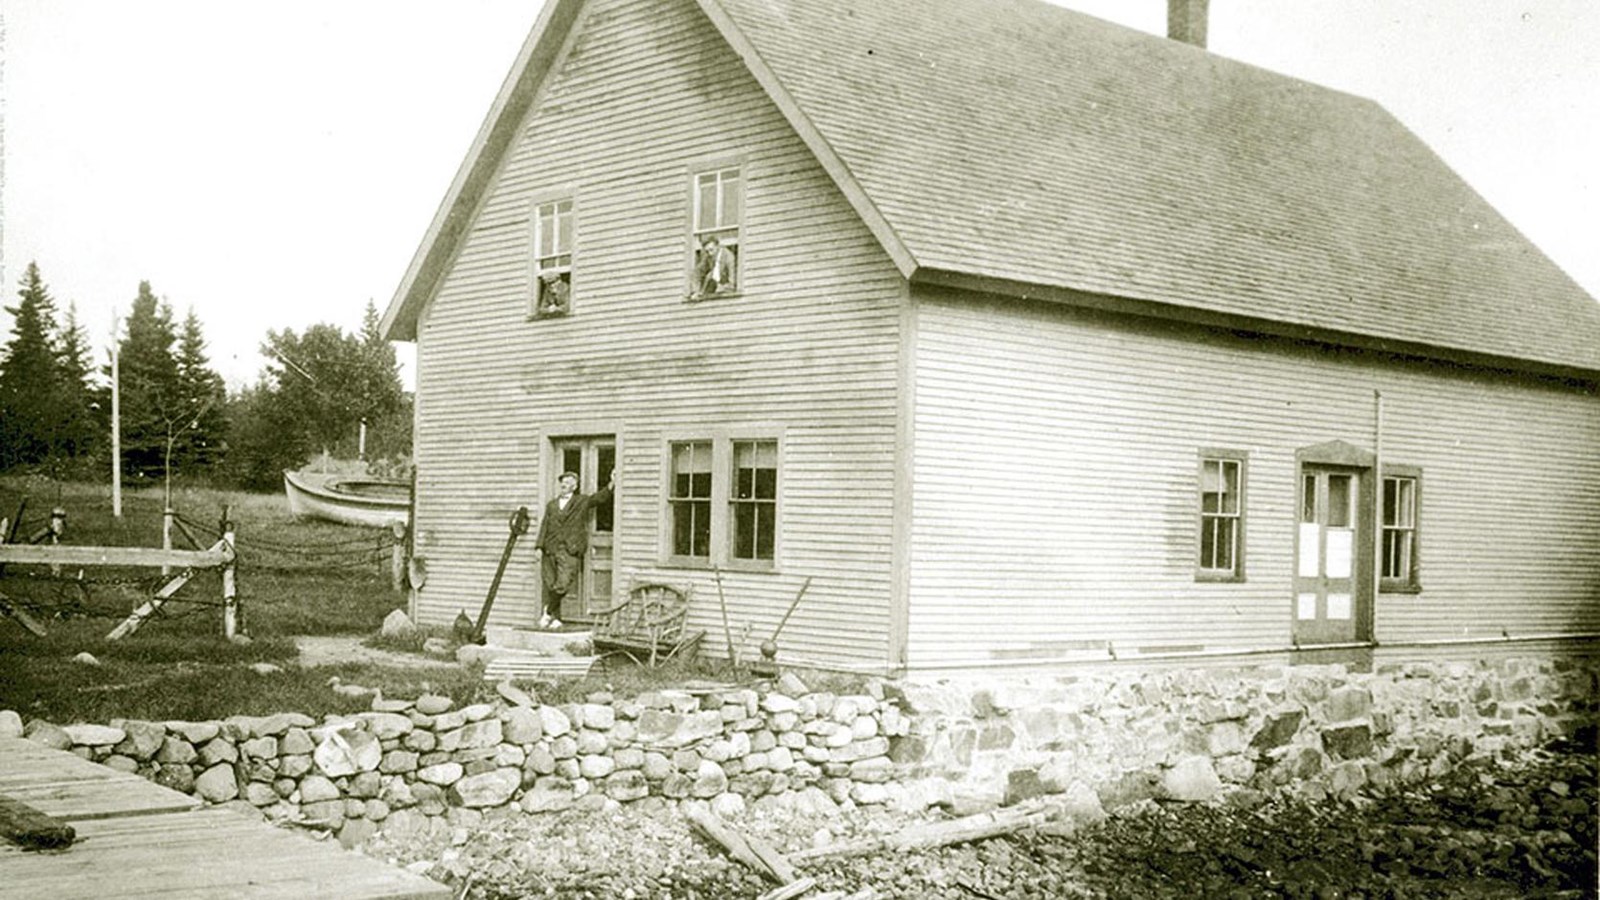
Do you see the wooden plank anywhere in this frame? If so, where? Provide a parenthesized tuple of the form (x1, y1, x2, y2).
(0, 544, 229, 569)
(0, 591, 48, 636)
(0, 738, 201, 820)
(0, 743, 448, 900)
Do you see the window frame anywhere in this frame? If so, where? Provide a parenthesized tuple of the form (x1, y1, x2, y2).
(1379, 464, 1422, 593)
(666, 440, 714, 564)
(687, 162, 744, 301)
(660, 428, 783, 572)
(529, 195, 575, 319)
(1195, 449, 1248, 583)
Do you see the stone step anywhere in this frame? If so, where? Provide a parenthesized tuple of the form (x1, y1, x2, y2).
(483, 626, 593, 654)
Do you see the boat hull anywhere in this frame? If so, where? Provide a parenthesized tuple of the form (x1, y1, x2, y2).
(283, 471, 409, 528)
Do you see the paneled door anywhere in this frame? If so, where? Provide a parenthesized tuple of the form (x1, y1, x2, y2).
(550, 437, 615, 621)
(1294, 466, 1364, 644)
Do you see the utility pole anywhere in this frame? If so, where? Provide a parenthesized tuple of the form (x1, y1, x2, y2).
(110, 310, 122, 519)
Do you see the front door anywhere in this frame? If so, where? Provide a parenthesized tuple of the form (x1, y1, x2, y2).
(550, 438, 615, 621)
(1294, 466, 1365, 644)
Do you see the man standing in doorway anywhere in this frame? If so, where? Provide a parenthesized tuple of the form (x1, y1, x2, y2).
(534, 469, 614, 629)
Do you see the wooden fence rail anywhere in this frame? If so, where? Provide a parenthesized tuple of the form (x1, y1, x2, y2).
(0, 505, 239, 641)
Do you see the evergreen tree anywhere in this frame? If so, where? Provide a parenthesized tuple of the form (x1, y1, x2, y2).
(117, 281, 183, 479)
(174, 308, 228, 470)
(54, 301, 99, 460)
(0, 262, 65, 468)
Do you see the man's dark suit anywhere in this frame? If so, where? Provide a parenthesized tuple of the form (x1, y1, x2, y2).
(534, 485, 613, 616)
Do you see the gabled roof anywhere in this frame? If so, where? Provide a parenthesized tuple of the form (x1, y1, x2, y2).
(384, 0, 1600, 380)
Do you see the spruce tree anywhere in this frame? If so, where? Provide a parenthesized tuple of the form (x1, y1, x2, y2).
(0, 262, 65, 468)
(174, 307, 228, 471)
(117, 282, 182, 479)
(54, 301, 98, 460)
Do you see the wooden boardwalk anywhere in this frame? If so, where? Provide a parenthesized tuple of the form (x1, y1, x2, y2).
(0, 737, 449, 899)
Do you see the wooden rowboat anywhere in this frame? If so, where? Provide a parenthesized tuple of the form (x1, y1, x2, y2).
(283, 470, 410, 528)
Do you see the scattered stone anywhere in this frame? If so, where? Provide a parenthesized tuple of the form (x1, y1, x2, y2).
(249, 662, 283, 675)
(496, 681, 536, 708)
(380, 609, 417, 638)
(72, 651, 101, 666)
(0, 710, 22, 738)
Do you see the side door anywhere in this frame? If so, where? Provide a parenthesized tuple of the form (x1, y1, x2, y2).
(551, 438, 616, 621)
(1294, 467, 1362, 644)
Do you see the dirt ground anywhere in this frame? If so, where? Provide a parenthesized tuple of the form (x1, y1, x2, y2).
(294, 635, 456, 670)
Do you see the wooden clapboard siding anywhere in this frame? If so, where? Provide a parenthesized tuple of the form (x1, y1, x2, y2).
(906, 288, 1600, 669)
(410, 0, 903, 669)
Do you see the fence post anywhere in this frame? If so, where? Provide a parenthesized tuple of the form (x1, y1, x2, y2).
(162, 507, 174, 576)
(221, 506, 238, 640)
(48, 508, 65, 577)
(390, 521, 407, 593)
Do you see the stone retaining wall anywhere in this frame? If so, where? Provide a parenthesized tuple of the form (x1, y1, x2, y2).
(0, 673, 910, 849)
(3, 657, 1593, 848)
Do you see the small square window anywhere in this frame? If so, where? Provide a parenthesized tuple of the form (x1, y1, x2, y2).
(534, 199, 573, 317)
(690, 167, 740, 298)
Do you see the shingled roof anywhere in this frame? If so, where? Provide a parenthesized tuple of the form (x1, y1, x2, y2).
(385, 0, 1600, 379)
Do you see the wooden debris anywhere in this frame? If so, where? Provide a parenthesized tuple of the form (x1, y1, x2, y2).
(0, 591, 48, 637)
(756, 878, 817, 900)
(788, 807, 1051, 864)
(685, 806, 799, 885)
(0, 793, 77, 850)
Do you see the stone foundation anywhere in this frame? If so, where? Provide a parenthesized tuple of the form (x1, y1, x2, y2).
(3, 657, 1593, 846)
(885, 657, 1599, 815)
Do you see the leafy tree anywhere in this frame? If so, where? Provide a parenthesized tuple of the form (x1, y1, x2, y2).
(116, 281, 183, 479)
(262, 313, 404, 458)
(0, 262, 66, 468)
(174, 308, 228, 470)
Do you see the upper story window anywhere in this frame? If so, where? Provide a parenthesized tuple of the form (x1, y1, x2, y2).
(1197, 451, 1246, 580)
(690, 167, 741, 298)
(1381, 469, 1421, 592)
(533, 198, 573, 317)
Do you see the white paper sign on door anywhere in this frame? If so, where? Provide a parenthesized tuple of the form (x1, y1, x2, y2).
(1298, 524, 1320, 577)
(1327, 592, 1352, 619)
(1326, 529, 1353, 578)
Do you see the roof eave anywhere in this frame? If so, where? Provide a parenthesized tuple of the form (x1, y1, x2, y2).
(911, 268, 1600, 386)
(379, 0, 586, 343)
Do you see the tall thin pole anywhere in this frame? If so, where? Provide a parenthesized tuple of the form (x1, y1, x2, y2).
(110, 311, 122, 519)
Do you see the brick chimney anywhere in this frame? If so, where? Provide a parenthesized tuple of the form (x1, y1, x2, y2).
(1167, 0, 1210, 48)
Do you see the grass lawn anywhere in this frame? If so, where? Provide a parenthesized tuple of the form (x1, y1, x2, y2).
(0, 474, 490, 723)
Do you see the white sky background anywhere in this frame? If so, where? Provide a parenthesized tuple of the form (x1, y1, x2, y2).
(2, 1, 1596, 389)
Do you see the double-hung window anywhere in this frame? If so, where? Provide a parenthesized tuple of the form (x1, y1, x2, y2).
(669, 441, 713, 560)
(1380, 468, 1421, 591)
(664, 432, 780, 569)
(690, 166, 741, 298)
(1197, 451, 1246, 580)
(533, 198, 573, 317)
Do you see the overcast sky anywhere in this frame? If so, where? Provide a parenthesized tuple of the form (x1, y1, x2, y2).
(3, 1, 1596, 388)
